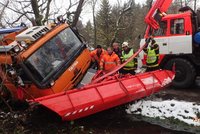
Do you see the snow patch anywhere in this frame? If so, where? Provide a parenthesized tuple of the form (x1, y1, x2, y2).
(126, 99, 200, 126)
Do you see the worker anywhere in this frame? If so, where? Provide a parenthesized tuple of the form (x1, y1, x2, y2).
(100, 47, 120, 73)
(90, 45, 106, 69)
(121, 42, 138, 75)
(143, 38, 159, 72)
(112, 42, 122, 59)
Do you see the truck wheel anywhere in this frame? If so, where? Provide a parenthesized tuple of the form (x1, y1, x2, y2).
(164, 58, 196, 88)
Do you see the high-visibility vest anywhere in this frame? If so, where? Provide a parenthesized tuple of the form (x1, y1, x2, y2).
(100, 53, 120, 71)
(122, 49, 135, 68)
(146, 48, 158, 64)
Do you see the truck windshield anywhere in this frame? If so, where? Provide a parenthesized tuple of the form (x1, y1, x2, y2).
(25, 28, 82, 82)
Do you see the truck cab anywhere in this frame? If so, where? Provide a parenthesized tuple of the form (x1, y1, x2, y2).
(141, 12, 193, 61)
(0, 23, 91, 100)
(140, 0, 200, 88)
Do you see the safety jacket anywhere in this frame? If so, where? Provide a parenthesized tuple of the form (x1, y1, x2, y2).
(90, 49, 106, 64)
(122, 49, 137, 70)
(100, 52, 120, 72)
(144, 43, 159, 68)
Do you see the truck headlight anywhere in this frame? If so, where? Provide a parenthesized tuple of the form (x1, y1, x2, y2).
(13, 45, 20, 52)
(20, 41, 28, 48)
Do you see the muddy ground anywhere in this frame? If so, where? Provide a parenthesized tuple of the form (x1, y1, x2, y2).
(1, 83, 200, 134)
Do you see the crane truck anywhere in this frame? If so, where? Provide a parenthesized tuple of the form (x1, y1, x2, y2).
(140, 0, 200, 88)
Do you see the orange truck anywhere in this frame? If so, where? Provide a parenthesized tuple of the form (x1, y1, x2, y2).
(0, 23, 91, 100)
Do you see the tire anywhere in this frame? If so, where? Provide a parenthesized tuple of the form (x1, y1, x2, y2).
(163, 58, 196, 88)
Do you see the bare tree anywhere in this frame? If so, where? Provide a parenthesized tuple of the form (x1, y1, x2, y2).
(0, 0, 53, 26)
(0, 0, 9, 28)
(110, 2, 132, 46)
(194, 0, 199, 11)
(71, 0, 85, 27)
(0, 0, 86, 27)
(62, 0, 79, 24)
(180, 0, 183, 7)
(91, 0, 97, 47)
(30, 0, 42, 25)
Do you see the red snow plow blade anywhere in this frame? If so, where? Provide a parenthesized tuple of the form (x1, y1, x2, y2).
(31, 70, 174, 121)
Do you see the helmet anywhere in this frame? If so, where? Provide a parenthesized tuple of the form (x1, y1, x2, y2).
(122, 42, 129, 47)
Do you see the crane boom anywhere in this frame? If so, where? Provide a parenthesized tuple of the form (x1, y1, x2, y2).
(145, 0, 173, 29)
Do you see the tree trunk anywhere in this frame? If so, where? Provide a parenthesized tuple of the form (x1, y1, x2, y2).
(194, 0, 197, 12)
(72, 0, 84, 27)
(180, 0, 183, 7)
(43, 0, 52, 24)
(184, 0, 187, 6)
(92, 0, 97, 47)
(31, 0, 43, 26)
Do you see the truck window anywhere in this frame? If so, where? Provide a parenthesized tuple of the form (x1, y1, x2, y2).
(170, 19, 184, 34)
(154, 21, 167, 36)
(25, 28, 83, 82)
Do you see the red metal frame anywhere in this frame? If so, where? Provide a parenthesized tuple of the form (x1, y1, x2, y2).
(145, 12, 193, 38)
(145, 0, 173, 30)
(31, 70, 174, 121)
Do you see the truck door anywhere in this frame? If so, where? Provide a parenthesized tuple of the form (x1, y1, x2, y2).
(168, 18, 193, 54)
(153, 20, 169, 54)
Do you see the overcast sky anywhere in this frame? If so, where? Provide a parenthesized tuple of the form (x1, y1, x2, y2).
(80, 0, 146, 24)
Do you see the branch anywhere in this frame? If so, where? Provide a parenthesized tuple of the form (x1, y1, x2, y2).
(43, 0, 53, 24)
(71, 0, 84, 27)
(67, 0, 79, 11)
(0, 1, 24, 15)
(38, 0, 48, 8)
(39, 0, 49, 14)
(0, 1, 9, 27)
(16, 0, 30, 2)
(110, 3, 132, 45)
(8, 13, 27, 25)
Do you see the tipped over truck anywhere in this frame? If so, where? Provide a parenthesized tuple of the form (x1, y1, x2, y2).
(0, 23, 91, 100)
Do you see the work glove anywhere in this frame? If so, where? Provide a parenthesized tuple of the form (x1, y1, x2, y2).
(145, 37, 152, 44)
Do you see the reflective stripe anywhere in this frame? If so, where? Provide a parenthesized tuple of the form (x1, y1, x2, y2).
(64, 112, 71, 117)
(64, 105, 95, 117)
(104, 62, 116, 64)
(123, 67, 136, 70)
(147, 64, 159, 67)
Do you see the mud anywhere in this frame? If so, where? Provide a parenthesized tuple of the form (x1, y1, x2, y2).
(1, 80, 200, 133)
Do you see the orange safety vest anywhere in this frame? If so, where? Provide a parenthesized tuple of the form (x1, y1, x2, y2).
(90, 49, 106, 64)
(100, 52, 120, 72)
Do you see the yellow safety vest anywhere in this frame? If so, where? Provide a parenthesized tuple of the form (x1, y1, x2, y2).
(147, 48, 158, 64)
(122, 49, 135, 68)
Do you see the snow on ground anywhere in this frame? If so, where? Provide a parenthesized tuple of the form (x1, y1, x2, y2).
(126, 99, 200, 126)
